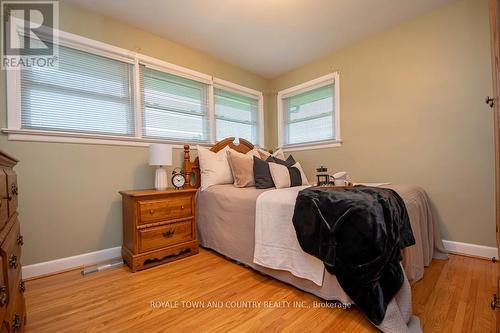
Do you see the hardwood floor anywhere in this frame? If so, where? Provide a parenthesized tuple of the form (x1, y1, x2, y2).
(24, 249, 497, 332)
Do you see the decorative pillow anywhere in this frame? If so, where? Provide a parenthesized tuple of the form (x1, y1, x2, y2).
(253, 155, 304, 189)
(257, 149, 270, 160)
(253, 156, 275, 189)
(257, 148, 285, 161)
(268, 161, 309, 189)
(196, 145, 233, 191)
(226, 149, 260, 187)
(266, 155, 296, 167)
(293, 162, 309, 185)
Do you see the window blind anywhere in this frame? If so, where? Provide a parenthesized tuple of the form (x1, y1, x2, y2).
(20, 40, 135, 136)
(140, 65, 210, 142)
(214, 88, 258, 143)
(283, 84, 334, 145)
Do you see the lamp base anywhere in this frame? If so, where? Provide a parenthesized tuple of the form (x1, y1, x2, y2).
(155, 166, 168, 190)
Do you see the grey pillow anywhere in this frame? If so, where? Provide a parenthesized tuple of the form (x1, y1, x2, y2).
(253, 156, 274, 189)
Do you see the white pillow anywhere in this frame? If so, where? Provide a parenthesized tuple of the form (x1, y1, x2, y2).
(273, 148, 285, 160)
(268, 163, 290, 189)
(197, 145, 233, 191)
(257, 148, 285, 160)
(268, 161, 309, 189)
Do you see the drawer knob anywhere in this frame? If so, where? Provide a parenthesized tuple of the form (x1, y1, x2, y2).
(11, 184, 18, 196)
(181, 205, 185, 209)
(0, 286, 6, 306)
(162, 230, 174, 238)
(9, 255, 18, 269)
(12, 314, 21, 331)
(19, 280, 25, 293)
(149, 209, 154, 215)
(17, 235, 23, 246)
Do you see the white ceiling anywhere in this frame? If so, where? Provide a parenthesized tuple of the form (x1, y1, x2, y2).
(66, 0, 456, 78)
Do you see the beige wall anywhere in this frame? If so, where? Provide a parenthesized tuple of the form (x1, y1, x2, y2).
(1, 0, 495, 266)
(0, 2, 269, 265)
(268, 0, 496, 247)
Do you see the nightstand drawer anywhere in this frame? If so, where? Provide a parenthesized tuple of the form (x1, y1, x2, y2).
(139, 221, 193, 252)
(138, 195, 192, 224)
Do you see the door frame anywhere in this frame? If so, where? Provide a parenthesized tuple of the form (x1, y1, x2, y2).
(489, 0, 500, 257)
(488, 0, 500, 331)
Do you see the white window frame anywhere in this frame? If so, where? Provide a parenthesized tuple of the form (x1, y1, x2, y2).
(2, 20, 264, 148)
(277, 72, 341, 151)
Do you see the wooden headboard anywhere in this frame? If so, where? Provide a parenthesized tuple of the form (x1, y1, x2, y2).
(183, 137, 255, 189)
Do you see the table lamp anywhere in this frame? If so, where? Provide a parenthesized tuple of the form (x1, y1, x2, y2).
(149, 144, 172, 190)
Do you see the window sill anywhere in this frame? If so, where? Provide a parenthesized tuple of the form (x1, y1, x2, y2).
(1, 128, 211, 149)
(280, 139, 342, 152)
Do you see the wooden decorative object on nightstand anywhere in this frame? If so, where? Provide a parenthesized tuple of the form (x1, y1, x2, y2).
(119, 188, 199, 272)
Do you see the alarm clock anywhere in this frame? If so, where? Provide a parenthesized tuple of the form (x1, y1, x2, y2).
(171, 168, 186, 190)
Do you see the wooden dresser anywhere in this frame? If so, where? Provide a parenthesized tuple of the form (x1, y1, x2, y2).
(0, 151, 25, 332)
(119, 188, 199, 272)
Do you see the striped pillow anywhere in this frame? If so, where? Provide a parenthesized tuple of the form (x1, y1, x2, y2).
(268, 161, 309, 189)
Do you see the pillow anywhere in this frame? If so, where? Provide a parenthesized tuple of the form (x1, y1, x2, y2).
(271, 155, 308, 185)
(226, 149, 260, 187)
(253, 156, 275, 189)
(266, 155, 296, 167)
(196, 145, 233, 191)
(257, 148, 285, 161)
(253, 155, 301, 189)
(293, 162, 309, 185)
(268, 161, 309, 189)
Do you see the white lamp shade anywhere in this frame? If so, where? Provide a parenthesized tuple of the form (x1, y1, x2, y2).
(149, 144, 173, 166)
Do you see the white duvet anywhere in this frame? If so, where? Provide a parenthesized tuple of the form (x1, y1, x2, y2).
(253, 185, 326, 286)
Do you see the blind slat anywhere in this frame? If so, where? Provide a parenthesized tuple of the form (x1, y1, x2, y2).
(141, 65, 210, 142)
(214, 88, 258, 143)
(20, 38, 135, 136)
(283, 84, 334, 145)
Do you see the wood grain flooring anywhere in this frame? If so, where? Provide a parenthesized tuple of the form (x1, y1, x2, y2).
(24, 249, 497, 332)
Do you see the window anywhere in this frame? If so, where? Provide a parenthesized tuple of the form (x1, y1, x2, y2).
(20, 39, 135, 137)
(214, 87, 260, 144)
(277, 73, 340, 150)
(140, 65, 210, 142)
(4, 25, 264, 147)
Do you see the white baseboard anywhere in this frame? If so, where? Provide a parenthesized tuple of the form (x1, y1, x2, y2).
(443, 240, 497, 259)
(20, 240, 498, 280)
(22, 246, 121, 279)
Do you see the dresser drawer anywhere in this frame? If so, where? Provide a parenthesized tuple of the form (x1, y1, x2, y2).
(0, 200, 7, 233)
(139, 220, 193, 253)
(0, 170, 7, 230)
(1, 220, 22, 303)
(4, 170, 17, 219)
(4, 281, 25, 333)
(0, 256, 7, 325)
(138, 195, 192, 224)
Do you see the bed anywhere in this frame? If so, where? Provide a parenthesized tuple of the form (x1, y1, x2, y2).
(183, 138, 448, 333)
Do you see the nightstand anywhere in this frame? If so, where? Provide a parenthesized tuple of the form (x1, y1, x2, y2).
(119, 188, 199, 272)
